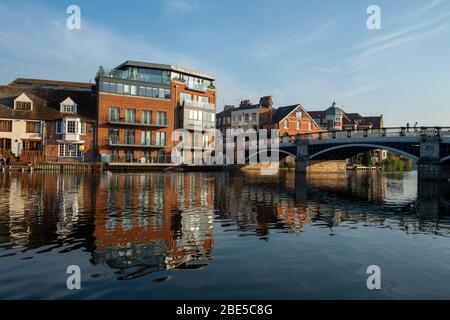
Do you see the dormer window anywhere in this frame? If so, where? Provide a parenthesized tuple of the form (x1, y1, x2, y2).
(14, 93, 33, 111)
(60, 97, 77, 113)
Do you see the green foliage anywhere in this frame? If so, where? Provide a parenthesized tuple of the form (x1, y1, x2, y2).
(381, 157, 413, 172)
(361, 152, 374, 167)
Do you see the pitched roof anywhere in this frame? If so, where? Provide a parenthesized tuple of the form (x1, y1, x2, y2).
(0, 85, 97, 121)
(272, 104, 300, 123)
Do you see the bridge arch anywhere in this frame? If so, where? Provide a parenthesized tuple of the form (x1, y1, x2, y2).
(309, 143, 419, 161)
(246, 149, 296, 163)
(441, 155, 450, 163)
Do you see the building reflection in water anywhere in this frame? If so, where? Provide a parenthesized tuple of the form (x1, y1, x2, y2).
(92, 173, 215, 279)
(0, 170, 449, 281)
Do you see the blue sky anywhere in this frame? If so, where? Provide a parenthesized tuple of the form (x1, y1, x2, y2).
(1, 0, 449, 126)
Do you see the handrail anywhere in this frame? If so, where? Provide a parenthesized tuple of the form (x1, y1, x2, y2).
(292, 127, 450, 142)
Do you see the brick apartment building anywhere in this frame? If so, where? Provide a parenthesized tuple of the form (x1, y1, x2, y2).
(96, 61, 216, 163)
(0, 79, 97, 163)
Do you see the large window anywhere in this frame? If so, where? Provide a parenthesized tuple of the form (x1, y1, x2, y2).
(109, 107, 119, 122)
(125, 109, 136, 123)
(156, 112, 167, 126)
(26, 122, 41, 133)
(67, 121, 77, 134)
(141, 131, 152, 145)
(0, 121, 12, 132)
(155, 132, 166, 146)
(59, 144, 82, 158)
(101, 80, 170, 99)
(124, 130, 135, 145)
(284, 120, 289, 129)
(142, 111, 152, 124)
(108, 129, 119, 144)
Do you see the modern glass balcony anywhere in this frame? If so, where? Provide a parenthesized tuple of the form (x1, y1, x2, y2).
(181, 100, 216, 110)
(103, 69, 170, 85)
(186, 82, 208, 92)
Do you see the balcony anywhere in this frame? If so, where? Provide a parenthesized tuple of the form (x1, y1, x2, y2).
(186, 82, 208, 92)
(181, 100, 216, 110)
(105, 117, 168, 128)
(107, 140, 167, 149)
(102, 69, 170, 85)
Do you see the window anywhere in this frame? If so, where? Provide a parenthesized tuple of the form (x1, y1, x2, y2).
(252, 113, 257, 122)
(141, 131, 152, 145)
(23, 140, 41, 151)
(245, 113, 249, 122)
(0, 120, 12, 132)
(139, 86, 146, 96)
(56, 120, 62, 134)
(165, 89, 171, 99)
(117, 83, 124, 94)
(15, 101, 32, 111)
(155, 132, 166, 146)
(284, 120, 289, 129)
(102, 82, 110, 92)
(124, 130, 135, 145)
(146, 87, 153, 97)
(59, 144, 82, 158)
(130, 85, 137, 95)
(296, 121, 300, 130)
(158, 88, 164, 99)
(109, 107, 119, 122)
(26, 122, 41, 133)
(180, 93, 192, 103)
(156, 112, 167, 125)
(110, 83, 117, 93)
(124, 84, 130, 94)
(125, 109, 136, 123)
(67, 121, 77, 134)
(239, 115, 242, 122)
(62, 104, 76, 113)
(142, 110, 152, 124)
(296, 111, 302, 118)
(308, 122, 312, 131)
(81, 122, 86, 135)
(108, 129, 119, 144)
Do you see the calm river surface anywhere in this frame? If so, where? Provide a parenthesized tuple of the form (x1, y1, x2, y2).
(0, 170, 450, 299)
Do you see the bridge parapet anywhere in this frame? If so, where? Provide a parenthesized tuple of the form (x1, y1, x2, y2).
(294, 127, 450, 142)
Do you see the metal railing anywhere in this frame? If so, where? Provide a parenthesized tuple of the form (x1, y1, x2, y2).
(293, 127, 450, 142)
(108, 154, 172, 164)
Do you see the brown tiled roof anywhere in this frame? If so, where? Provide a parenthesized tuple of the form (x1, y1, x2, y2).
(0, 85, 97, 121)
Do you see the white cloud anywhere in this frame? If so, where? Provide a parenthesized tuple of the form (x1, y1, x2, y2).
(0, 3, 201, 83)
(422, 0, 447, 11)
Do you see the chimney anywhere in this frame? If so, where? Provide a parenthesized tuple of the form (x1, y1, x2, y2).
(240, 99, 251, 107)
(224, 105, 235, 111)
(259, 96, 273, 108)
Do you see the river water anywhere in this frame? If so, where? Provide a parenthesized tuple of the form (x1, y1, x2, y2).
(0, 170, 449, 299)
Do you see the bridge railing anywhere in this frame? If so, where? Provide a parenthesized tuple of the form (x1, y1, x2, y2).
(293, 127, 450, 141)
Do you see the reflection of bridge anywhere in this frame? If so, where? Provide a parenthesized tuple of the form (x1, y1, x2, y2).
(279, 127, 450, 180)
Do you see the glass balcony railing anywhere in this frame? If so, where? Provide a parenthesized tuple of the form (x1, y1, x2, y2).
(186, 82, 208, 92)
(103, 69, 170, 85)
(181, 100, 216, 110)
